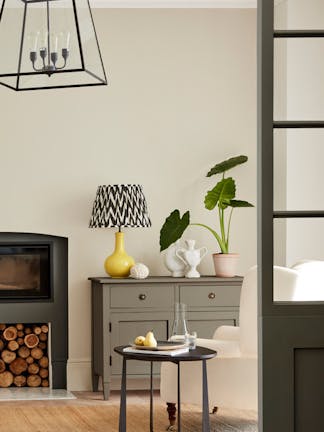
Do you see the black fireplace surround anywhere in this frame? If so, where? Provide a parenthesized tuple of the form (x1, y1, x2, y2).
(0, 233, 68, 389)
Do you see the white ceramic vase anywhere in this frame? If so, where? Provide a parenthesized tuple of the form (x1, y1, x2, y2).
(176, 240, 208, 278)
(164, 240, 187, 277)
(212, 253, 239, 277)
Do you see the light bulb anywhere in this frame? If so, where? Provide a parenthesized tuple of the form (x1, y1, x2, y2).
(66, 32, 71, 50)
(28, 31, 40, 52)
(60, 31, 71, 50)
(50, 33, 58, 53)
(39, 30, 48, 50)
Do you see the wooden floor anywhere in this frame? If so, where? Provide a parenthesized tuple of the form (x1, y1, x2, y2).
(0, 391, 258, 432)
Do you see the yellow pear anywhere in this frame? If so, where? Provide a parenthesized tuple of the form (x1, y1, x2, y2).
(143, 330, 157, 348)
(134, 336, 145, 346)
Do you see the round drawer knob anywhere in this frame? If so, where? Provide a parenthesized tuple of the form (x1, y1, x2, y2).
(138, 294, 147, 301)
(208, 292, 216, 300)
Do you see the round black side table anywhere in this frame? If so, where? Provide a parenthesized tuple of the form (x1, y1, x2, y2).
(114, 345, 217, 432)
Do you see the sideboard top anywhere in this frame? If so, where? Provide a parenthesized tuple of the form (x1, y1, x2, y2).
(89, 275, 243, 284)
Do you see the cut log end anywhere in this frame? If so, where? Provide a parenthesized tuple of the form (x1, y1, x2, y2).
(39, 368, 48, 379)
(3, 326, 18, 341)
(0, 371, 14, 388)
(9, 358, 28, 375)
(18, 346, 30, 359)
(41, 325, 49, 334)
(39, 356, 49, 369)
(28, 363, 39, 375)
(14, 375, 27, 387)
(1, 350, 16, 364)
(8, 340, 19, 352)
(26, 356, 34, 365)
(27, 375, 42, 387)
(24, 334, 39, 349)
(31, 348, 43, 360)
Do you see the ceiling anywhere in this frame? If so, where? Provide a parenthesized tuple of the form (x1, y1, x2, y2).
(90, 0, 257, 8)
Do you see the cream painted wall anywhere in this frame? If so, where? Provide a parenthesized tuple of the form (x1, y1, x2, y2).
(0, 9, 256, 389)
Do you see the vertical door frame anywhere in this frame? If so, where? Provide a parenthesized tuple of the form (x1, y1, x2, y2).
(258, 1, 324, 431)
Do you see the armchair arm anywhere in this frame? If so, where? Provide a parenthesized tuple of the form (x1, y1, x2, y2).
(212, 325, 240, 341)
(195, 336, 241, 357)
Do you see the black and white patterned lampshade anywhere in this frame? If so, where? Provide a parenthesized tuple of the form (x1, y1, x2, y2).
(89, 185, 151, 228)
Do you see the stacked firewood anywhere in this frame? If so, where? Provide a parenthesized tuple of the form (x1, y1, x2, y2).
(0, 323, 49, 388)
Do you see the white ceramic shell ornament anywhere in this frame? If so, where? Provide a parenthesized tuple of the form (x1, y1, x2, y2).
(130, 263, 150, 279)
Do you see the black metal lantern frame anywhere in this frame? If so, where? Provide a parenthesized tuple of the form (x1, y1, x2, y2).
(0, 0, 107, 91)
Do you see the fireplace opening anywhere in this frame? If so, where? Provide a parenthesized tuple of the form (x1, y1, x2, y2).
(0, 323, 50, 388)
(0, 245, 50, 300)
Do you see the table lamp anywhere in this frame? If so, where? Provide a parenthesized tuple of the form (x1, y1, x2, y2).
(89, 184, 151, 278)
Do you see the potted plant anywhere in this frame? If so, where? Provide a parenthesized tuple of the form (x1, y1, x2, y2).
(160, 155, 254, 277)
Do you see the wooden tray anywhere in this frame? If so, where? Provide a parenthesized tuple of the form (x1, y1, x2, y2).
(131, 341, 187, 351)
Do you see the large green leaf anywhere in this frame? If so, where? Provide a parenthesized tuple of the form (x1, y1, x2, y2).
(204, 178, 236, 210)
(207, 155, 248, 178)
(159, 210, 190, 252)
(229, 199, 254, 208)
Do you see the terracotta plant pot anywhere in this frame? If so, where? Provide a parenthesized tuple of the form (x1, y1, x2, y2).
(212, 253, 239, 277)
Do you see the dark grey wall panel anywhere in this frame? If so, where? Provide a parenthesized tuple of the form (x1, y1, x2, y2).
(261, 315, 324, 432)
(295, 348, 324, 432)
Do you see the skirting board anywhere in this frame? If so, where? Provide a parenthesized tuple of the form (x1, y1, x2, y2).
(67, 360, 160, 392)
(67, 360, 92, 391)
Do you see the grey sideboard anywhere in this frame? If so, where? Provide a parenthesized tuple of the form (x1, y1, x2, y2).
(89, 275, 243, 400)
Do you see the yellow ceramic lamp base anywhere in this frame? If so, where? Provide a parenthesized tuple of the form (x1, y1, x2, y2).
(104, 231, 135, 278)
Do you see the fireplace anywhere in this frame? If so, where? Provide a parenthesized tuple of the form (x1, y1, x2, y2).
(0, 233, 68, 389)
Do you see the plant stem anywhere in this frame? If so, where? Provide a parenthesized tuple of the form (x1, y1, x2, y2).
(225, 207, 234, 251)
(219, 207, 226, 247)
(190, 223, 227, 253)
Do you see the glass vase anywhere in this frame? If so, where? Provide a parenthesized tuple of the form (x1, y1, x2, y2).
(170, 303, 189, 342)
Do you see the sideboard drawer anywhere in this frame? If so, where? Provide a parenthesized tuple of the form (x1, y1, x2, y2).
(180, 285, 241, 307)
(110, 284, 174, 308)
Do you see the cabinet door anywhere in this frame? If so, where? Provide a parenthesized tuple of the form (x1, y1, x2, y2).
(187, 311, 239, 339)
(110, 312, 173, 376)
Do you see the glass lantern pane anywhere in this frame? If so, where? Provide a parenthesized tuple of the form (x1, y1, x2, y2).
(0, 0, 107, 90)
(75, 0, 107, 83)
(18, 69, 102, 89)
(0, 0, 26, 88)
(22, 0, 83, 73)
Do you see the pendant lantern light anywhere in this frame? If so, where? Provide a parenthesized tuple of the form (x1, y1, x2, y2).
(0, 0, 107, 91)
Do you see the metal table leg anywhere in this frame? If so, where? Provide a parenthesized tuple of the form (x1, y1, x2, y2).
(202, 359, 210, 432)
(119, 357, 127, 432)
(150, 361, 154, 432)
(177, 362, 181, 432)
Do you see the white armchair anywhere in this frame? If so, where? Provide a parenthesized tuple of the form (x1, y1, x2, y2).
(160, 264, 302, 428)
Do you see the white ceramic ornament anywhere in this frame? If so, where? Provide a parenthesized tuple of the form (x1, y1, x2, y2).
(176, 239, 208, 278)
(130, 263, 150, 279)
(164, 240, 187, 277)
